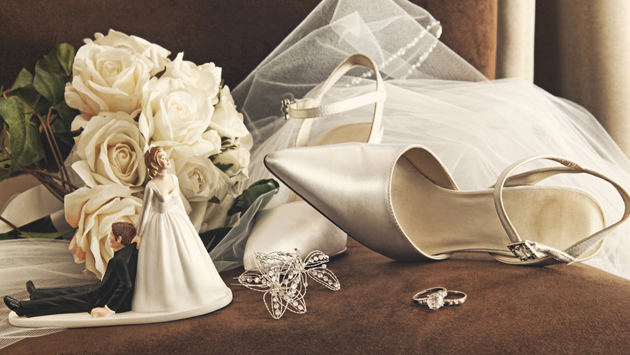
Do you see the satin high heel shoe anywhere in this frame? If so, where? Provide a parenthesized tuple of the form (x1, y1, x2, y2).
(264, 143, 630, 265)
(243, 54, 387, 270)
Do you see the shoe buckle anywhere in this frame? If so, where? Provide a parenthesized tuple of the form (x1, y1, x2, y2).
(507, 240, 546, 261)
(281, 98, 294, 120)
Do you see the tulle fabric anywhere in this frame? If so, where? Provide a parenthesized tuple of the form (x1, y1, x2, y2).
(2, 0, 630, 349)
(0, 239, 93, 349)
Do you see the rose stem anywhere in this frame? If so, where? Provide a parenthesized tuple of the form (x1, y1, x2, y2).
(0, 215, 21, 232)
(34, 112, 66, 188)
(22, 168, 78, 190)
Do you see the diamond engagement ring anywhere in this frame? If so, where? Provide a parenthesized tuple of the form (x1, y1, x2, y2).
(412, 287, 467, 310)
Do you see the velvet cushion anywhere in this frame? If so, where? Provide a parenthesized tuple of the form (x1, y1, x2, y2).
(5, 237, 630, 354)
(0, 0, 496, 92)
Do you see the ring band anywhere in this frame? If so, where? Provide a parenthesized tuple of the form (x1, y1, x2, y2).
(443, 290, 467, 306)
(412, 287, 467, 310)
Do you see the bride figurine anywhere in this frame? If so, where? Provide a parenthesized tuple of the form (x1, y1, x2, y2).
(132, 145, 232, 313)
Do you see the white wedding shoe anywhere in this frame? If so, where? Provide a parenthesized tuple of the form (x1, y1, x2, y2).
(243, 54, 386, 270)
(264, 143, 630, 265)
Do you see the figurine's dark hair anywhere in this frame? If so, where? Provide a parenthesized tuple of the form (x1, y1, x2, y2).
(144, 146, 166, 178)
(111, 222, 136, 246)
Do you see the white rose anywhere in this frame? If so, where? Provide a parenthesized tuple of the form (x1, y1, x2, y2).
(91, 29, 170, 76)
(152, 130, 222, 163)
(162, 52, 221, 97)
(171, 147, 227, 202)
(138, 76, 218, 156)
(209, 86, 249, 139)
(65, 42, 154, 116)
(71, 112, 146, 191)
(65, 185, 142, 279)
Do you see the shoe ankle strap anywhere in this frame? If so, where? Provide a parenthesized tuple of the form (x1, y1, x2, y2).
(492, 156, 630, 264)
(281, 53, 387, 147)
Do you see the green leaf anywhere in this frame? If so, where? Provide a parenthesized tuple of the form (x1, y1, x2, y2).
(9, 68, 34, 91)
(6, 68, 51, 116)
(199, 227, 232, 252)
(35, 44, 74, 77)
(34, 68, 66, 105)
(0, 230, 19, 240)
(54, 100, 79, 131)
(228, 179, 279, 216)
(19, 229, 75, 239)
(0, 97, 46, 174)
(51, 117, 76, 146)
(214, 162, 233, 173)
(56, 44, 75, 76)
(9, 87, 50, 117)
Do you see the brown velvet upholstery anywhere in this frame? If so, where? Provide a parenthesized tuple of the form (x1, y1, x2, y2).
(0, 0, 496, 92)
(415, 0, 497, 79)
(6, 238, 630, 354)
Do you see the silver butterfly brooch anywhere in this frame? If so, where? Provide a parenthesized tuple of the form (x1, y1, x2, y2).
(237, 249, 340, 320)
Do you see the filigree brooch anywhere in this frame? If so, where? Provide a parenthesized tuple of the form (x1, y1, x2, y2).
(238, 249, 340, 320)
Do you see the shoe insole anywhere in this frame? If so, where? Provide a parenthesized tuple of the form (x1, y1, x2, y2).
(391, 154, 605, 261)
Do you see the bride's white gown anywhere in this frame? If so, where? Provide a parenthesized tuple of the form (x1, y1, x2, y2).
(133, 174, 231, 313)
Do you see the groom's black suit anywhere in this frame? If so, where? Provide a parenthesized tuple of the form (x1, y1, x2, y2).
(20, 242, 138, 318)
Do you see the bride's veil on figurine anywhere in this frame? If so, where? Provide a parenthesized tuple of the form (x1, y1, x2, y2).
(2, 0, 630, 348)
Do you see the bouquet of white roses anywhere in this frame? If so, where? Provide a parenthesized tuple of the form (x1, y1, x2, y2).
(0, 29, 274, 279)
(63, 30, 259, 278)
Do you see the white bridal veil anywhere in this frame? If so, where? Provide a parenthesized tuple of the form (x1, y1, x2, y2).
(2, 0, 630, 349)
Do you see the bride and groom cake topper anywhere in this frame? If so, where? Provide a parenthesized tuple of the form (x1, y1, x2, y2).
(5, 146, 232, 327)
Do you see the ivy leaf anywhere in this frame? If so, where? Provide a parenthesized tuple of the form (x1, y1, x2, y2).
(228, 179, 279, 216)
(54, 100, 79, 131)
(19, 229, 75, 239)
(35, 44, 74, 77)
(0, 97, 45, 174)
(34, 68, 66, 106)
(7, 68, 51, 116)
(0, 230, 19, 240)
(9, 86, 46, 117)
(56, 44, 75, 77)
(9, 68, 34, 91)
(214, 162, 233, 173)
(51, 117, 76, 147)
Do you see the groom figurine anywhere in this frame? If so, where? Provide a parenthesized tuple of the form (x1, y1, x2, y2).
(4, 222, 138, 318)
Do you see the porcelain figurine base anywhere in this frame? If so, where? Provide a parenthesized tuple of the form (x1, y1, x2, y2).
(8, 290, 232, 328)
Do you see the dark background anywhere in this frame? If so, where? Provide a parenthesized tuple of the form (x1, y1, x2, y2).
(0, 0, 497, 91)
